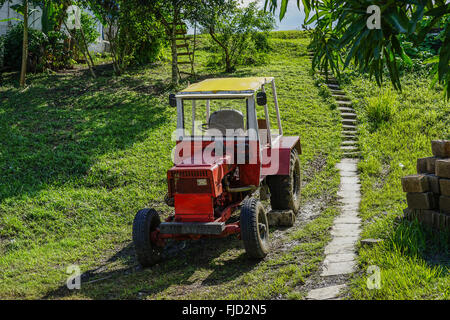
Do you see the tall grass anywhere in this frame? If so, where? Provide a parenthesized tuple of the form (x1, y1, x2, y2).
(365, 89, 397, 129)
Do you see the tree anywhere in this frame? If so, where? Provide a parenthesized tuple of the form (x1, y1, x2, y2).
(198, 0, 275, 72)
(265, 0, 450, 99)
(141, 0, 202, 84)
(0, 0, 34, 87)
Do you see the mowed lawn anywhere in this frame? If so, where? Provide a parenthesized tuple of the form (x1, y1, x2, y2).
(341, 71, 450, 299)
(0, 32, 343, 299)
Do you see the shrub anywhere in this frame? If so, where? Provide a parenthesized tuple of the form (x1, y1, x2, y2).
(73, 12, 101, 51)
(4, 23, 47, 72)
(200, 1, 275, 72)
(365, 89, 397, 128)
(45, 31, 74, 70)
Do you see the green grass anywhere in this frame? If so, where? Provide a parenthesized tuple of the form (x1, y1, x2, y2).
(0, 32, 343, 299)
(340, 70, 450, 300)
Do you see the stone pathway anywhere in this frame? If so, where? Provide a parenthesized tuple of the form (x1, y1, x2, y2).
(306, 61, 362, 300)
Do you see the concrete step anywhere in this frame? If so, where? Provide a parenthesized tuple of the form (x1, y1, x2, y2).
(327, 84, 340, 90)
(342, 125, 357, 131)
(330, 89, 346, 95)
(343, 151, 361, 158)
(341, 112, 357, 119)
(342, 140, 358, 146)
(342, 135, 357, 141)
(342, 119, 357, 126)
(336, 100, 353, 106)
(338, 106, 355, 113)
(326, 79, 339, 85)
(332, 95, 351, 101)
(341, 145, 359, 151)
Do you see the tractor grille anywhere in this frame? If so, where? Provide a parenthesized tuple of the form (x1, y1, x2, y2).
(174, 170, 209, 178)
(168, 170, 212, 194)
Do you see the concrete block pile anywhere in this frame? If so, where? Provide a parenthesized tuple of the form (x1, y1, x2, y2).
(402, 140, 450, 231)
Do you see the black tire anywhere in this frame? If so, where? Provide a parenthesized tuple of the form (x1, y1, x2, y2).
(132, 208, 163, 267)
(240, 198, 270, 259)
(267, 148, 301, 214)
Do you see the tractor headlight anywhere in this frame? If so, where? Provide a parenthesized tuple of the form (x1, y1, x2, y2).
(197, 179, 208, 186)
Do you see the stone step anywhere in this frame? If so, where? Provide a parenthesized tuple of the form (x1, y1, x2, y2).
(330, 89, 346, 95)
(342, 136, 357, 142)
(327, 84, 340, 90)
(338, 107, 355, 113)
(332, 95, 351, 101)
(326, 79, 339, 85)
(341, 112, 357, 119)
(342, 140, 358, 146)
(343, 151, 361, 158)
(336, 100, 353, 106)
(341, 145, 359, 152)
(342, 124, 357, 131)
(342, 119, 357, 126)
(306, 285, 347, 300)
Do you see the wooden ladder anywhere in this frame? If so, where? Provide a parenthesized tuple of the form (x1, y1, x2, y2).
(172, 22, 195, 77)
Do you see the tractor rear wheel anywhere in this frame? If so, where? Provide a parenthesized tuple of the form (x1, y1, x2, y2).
(132, 208, 163, 267)
(267, 148, 301, 215)
(240, 198, 270, 259)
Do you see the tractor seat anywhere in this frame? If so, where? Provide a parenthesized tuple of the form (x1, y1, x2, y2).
(208, 109, 245, 135)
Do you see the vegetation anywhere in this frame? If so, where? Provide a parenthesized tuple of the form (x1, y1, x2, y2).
(198, 0, 275, 72)
(265, 0, 450, 99)
(0, 32, 345, 299)
(337, 70, 449, 299)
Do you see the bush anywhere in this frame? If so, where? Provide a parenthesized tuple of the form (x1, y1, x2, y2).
(74, 12, 101, 51)
(365, 89, 397, 129)
(45, 31, 74, 70)
(202, 1, 275, 72)
(4, 23, 47, 72)
(252, 32, 270, 52)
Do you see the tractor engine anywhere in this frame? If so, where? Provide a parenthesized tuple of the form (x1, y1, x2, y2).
(167, 160, 236, 222)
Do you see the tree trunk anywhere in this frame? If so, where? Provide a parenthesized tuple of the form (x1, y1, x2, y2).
(63, 19, 96, 78)
(20, 0, 28, 87)
(80, 26, 95, 67)
(209, 28, 232, 73)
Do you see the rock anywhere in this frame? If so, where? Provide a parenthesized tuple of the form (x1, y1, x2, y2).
(426, 157, 437, 174)
(426, 174, 441, 194)
(440, 196, 450, 214)
(439, 178, 450, 196)
(406, 192, 437, 210)
(267, 210, 295, 227)
(417, 158, 428, 174)
(436, 159, 450, 178)
(431, 140, 450, 158)
(401, 174, 430, 193)
(360, 238, 383, 246)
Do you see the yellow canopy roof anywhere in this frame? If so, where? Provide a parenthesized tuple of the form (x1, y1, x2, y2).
(180, 77, 274, 94)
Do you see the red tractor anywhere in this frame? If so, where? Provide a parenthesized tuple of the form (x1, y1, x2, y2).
(133, 77, 302, 267)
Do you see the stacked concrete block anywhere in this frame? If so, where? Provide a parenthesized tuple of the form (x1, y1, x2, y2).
(402, 140, 450, 231)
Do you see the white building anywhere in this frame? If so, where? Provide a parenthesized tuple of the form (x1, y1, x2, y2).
(0, 0, 107, 52)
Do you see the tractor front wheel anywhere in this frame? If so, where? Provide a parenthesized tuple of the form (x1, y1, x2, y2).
(132, 208, 163, 267)
(240, 198, 270, 259)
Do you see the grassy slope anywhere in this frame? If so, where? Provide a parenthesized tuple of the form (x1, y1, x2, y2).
(340, 71, 450, 299)
(0, 33, 343, 299)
